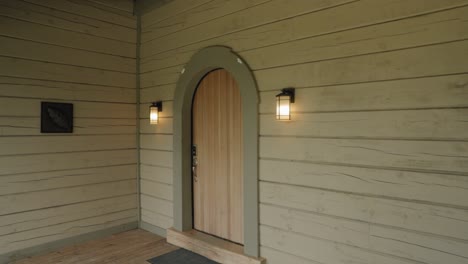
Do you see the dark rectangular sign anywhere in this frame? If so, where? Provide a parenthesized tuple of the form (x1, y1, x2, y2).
(41, 102, 74, 133)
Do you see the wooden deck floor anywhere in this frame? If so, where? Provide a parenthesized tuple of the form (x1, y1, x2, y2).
(13, 229, 178, 264)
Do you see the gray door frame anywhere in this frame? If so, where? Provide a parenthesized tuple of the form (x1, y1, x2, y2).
(173, 46, 259, 257)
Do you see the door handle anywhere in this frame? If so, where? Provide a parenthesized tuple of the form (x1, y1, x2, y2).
(192, 156, 198, 182)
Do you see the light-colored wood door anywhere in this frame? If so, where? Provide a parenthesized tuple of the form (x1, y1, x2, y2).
(192, 69, 243, 244)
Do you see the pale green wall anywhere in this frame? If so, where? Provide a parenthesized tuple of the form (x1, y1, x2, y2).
(138, 1, 468, 263)
(0, 1, 138, 262)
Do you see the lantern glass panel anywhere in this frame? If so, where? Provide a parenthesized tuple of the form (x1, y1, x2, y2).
(150, 106, 159, 124)
(276, 94, 291, 120)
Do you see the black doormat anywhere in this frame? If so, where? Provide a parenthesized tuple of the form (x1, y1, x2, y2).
(147, 248, 219, 264)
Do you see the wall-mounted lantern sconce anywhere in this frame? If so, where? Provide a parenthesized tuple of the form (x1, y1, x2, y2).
(276, 88, 295, 120)
(150, 101, 162, 125)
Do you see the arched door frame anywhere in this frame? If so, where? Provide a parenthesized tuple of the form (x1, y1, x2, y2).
(173, 46, 259, 257)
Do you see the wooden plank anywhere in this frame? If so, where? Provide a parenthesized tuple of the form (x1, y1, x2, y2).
(0, 210, 137, 254)
(260, 182, 468, 240)
(141, 0, 212, 27)
(260, 109, 468, 140)
(260, 137, 468, 173)
(96, 239, 176, 264)
(140, 46, 192, 73)
(260, 159, 468, 208)
(140, 164, 173, 185)
(260, 204, 468, 264)
(140, 134, 173, 151)
(13, 230, 177, 264)
(0, 195, 136, 236)
(260, 225, 417, 264)
(0, 98, 136, 118)
(166, 228, 266, 264)
(140, 0, 468, 65)
(260, 247, 317, 264)
(370, 225, 468, 263)
(87, 0, 134, 13)
(261, 203, 370, 251)
(241, 5, 468, 70)
(0, 1, 136, 43)
(0, 76, 136, 102)
(141, 194, 173, 217)
(0, 16, 135, 57)
(15, 229, 152, 263)
(0, 135, 135, 156)
(0, 165, 136, 195)
(141, 209, 173, 229)
(140, 118, 173, 134)
(0, 117, 135, 136)
(259, 74, 468, 113)
(70, 232, 172, 264)
(141, 0, 353, 56)
(141, 179, 173, 201)
(0, 56, 135, 88)
(0, 179, 136, 215)
(22, 0, 136, 28)
(56, 118, 135, 134)
(140, 84, 175, 103)
(0, 117, 42, 136)
(192, 69, 243, 244)
(12, 230, 176, 264)
(141, 40, 468, 92)
(0, 37, 136, 73)
(0, 149, 136, 176)
(141, 0, 270, 42)
(140, 66, 181, 88)
(140, 149, 172, 168)
(255, 40, 468, 90)
(79, 0, 133, 16)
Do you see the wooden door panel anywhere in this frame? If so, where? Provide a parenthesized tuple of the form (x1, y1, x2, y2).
(192, 69, 243, 244)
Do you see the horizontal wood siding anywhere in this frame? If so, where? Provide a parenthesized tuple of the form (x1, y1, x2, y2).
(0, 0, 137, 258)
(140, 0, 468, 263)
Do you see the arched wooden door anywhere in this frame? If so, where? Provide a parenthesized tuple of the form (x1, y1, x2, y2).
(192, 68, 243, 244)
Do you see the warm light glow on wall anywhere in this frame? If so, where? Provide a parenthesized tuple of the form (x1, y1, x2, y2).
(150, 102, 162, 125)
(276, 88, 295, 120)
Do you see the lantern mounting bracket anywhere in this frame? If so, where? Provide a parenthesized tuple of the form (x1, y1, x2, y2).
(278, 88, 295, 103)
(152, 101, 163, 112)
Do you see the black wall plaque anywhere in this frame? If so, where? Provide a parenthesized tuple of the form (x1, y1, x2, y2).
(41, 102, 74, 133)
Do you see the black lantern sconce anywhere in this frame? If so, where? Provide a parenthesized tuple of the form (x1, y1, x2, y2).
(149, 101, 162, 125)
(276, 88, 295, 120)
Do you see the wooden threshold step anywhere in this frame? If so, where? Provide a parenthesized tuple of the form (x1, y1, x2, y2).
(166, 228, 265, 264)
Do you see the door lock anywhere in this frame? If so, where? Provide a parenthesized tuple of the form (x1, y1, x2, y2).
(192, 144, 197, 156)
(192, 144, 198, 182)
